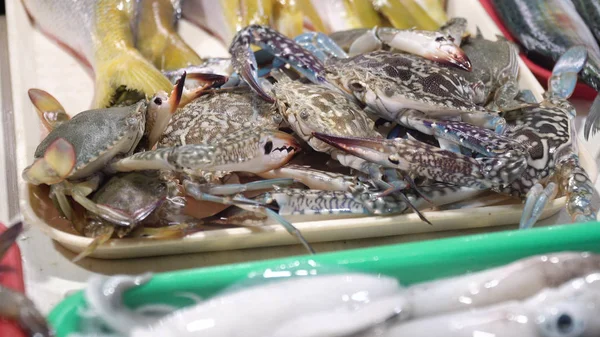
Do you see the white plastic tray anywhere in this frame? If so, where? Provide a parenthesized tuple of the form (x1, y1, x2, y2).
(9, 0, 598, 259)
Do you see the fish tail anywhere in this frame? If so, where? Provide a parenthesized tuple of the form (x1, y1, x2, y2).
(156, 37, 204, 71)
(93, 50, 173, 108)
(133, 0, 203, 71)
(584, 94, 600, 140)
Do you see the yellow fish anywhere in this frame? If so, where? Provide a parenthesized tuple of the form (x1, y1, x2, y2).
(134, 0, 204, 71)
(22, 0, 200, 108)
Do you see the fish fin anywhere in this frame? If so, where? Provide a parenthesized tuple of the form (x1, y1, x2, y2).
(93, 50, 173, 108)
(27, 89, 70, 131)
(584, 94, 600, 140)
(157, 37, 204, 71)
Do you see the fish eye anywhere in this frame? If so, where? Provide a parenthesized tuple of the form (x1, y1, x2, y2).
(300, 110, 310, 120)
(557, 314, 573, 334)
(349, 81, 366, 92)
(537, 302, 586, 337)
(435, 36, 446, 42)
(264, 140, 273, 155)
(153, 97, 163, 105)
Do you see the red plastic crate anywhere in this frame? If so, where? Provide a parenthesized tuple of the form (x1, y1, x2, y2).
(479, 0, 598, 100)
(0, 223, 27, 337)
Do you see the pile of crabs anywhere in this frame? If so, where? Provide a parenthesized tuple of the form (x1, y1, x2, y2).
(23, 19, 598, 258)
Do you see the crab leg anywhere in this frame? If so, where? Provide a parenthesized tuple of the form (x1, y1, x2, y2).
(313, 132, 527, 190)
(396, 110, 526, 158)
(28, 89, 70, 131)
(519, 183, 558, 229)
(232, 195, 315, 254)
(257, 164, 358, 191)
(203, 178, 296, 195)
(184, 181, 316, 254)
(109, 129, 300, 174)
(294, 32, 349, 61)
(520, 47, 597, 227)
(559, 157, 597, 223)
(268, 183, 482, 217)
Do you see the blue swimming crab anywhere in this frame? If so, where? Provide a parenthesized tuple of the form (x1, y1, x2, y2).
(23, 76, 307, 250)
(228, 24, 505, 138)
(153, 80, 427, 226)
(316, 46, 598, 227)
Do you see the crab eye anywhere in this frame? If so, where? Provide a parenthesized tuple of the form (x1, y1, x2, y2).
(153, 97, 163, 105)
(264, 140, 273, 155)
(388, 157, 400, 165)
(435, 36, 446, 42)
(349, 82, 365, 92)
(349, 81, 366, 92)
(273, 114, 283, 124)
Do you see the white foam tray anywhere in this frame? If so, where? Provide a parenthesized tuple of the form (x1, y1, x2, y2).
(8, 0, 598, 259)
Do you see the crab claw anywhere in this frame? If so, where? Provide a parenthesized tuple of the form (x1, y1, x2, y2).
(28, 89, 70, 131)
(22, 138, 76, 185)
(427, 36, 472, 72)
(376, 28, 472, 72)
(169, 71, 186, 112)
(180, 72, 229, 106)
(229, 25, 327, 103)
(313, 132, 413, 171)
(213, 130, 303, 174)
(146, 72, 228, 149)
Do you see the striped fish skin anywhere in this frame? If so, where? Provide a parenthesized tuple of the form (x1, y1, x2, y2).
(491, 0, 600, 91)
(572, 0, 600, 46)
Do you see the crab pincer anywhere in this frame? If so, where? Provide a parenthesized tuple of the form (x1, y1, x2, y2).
(343, 25, 473, 71)
(229, 24, 328, 102)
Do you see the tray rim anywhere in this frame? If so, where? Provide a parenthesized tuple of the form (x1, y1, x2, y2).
(9, 0, 598, 260)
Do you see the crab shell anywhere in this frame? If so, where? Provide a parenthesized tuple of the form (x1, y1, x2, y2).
(272, 80, 381, 153)
(324, 50, 486, 119)
(23, 100, 147, 184)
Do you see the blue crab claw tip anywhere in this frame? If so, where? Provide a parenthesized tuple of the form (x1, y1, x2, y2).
(428, 44, 472, 72)
(239, 59, 276, 103)
(444, 52, 472, 72)
(312, 133, 391, 163)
